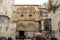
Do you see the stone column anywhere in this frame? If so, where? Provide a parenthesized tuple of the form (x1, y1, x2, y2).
(41, 20, 44, 30)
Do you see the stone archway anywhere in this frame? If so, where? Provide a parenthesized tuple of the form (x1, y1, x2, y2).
(16, 23, 26, 39)
(16, 23, 26, 31)
(26, 23, 36, 31)
(25, 23, 37, 38)
(43, 19, 52, 38)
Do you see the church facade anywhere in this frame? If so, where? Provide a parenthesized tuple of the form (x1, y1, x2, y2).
(0, 0, 53, 40)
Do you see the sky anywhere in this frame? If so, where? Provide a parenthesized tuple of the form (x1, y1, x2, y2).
(14, 0, 48, 5)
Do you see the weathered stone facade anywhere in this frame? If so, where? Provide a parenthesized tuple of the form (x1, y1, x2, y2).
(0, 16, 10, 37)
(47, 0, 60, 40)
(48, 7, 60, 40)
(0, 0, 52, 40)
(11, 5, 41, 39)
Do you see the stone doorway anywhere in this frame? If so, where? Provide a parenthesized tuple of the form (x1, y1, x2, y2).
(16, 30, 26, 40)
(19, 31, 25, 38)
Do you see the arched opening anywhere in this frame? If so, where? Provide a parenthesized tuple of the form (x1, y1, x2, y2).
(44, 19, 52, 39)
(16, 22, 37, 39)
(44, 19, 52, 31)
(16, 23, 26, 39)
(26, 23, 36, 31)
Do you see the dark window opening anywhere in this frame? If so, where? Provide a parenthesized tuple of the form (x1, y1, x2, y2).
(45, 24, 49, 30)
(21, 14, 23, 17)
(19, 11, 24, 17)
(44, 20, 51, 31)
(29, 11, 32, 17)
(29, 14, 32, 17)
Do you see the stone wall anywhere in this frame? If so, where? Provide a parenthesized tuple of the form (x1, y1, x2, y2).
(0, 16, 10, 37)
(0, 16, 16, 40)
(16, 21, 39, 31)
(16, 21, 39, 38)
(48, 7, 60, 40)
(11, 5, 40, 21)
(0, 0, 14, 18)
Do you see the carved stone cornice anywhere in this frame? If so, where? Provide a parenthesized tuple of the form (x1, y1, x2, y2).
(14, 6, 36, 13)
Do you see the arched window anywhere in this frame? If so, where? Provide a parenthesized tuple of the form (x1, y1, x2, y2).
(45, 24, 49, 30)
(29, 11, 32, 17)
(29, 11, 33, 20)
(19, 11, 24, 17)
(44, 20, 51, 31)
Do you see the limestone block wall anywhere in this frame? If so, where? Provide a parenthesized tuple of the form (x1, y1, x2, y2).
(48, 7, 60, 40)
(0, 15, 16, 40)
(16, 21, 39, 38)
(8, 22, 16, 40)
(51, 14, 60, 40)
(0, 0, 14, 18)
(12, 5, 40, 21)
(16, 21, 39, 31)
(0, 16, 10, 37)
